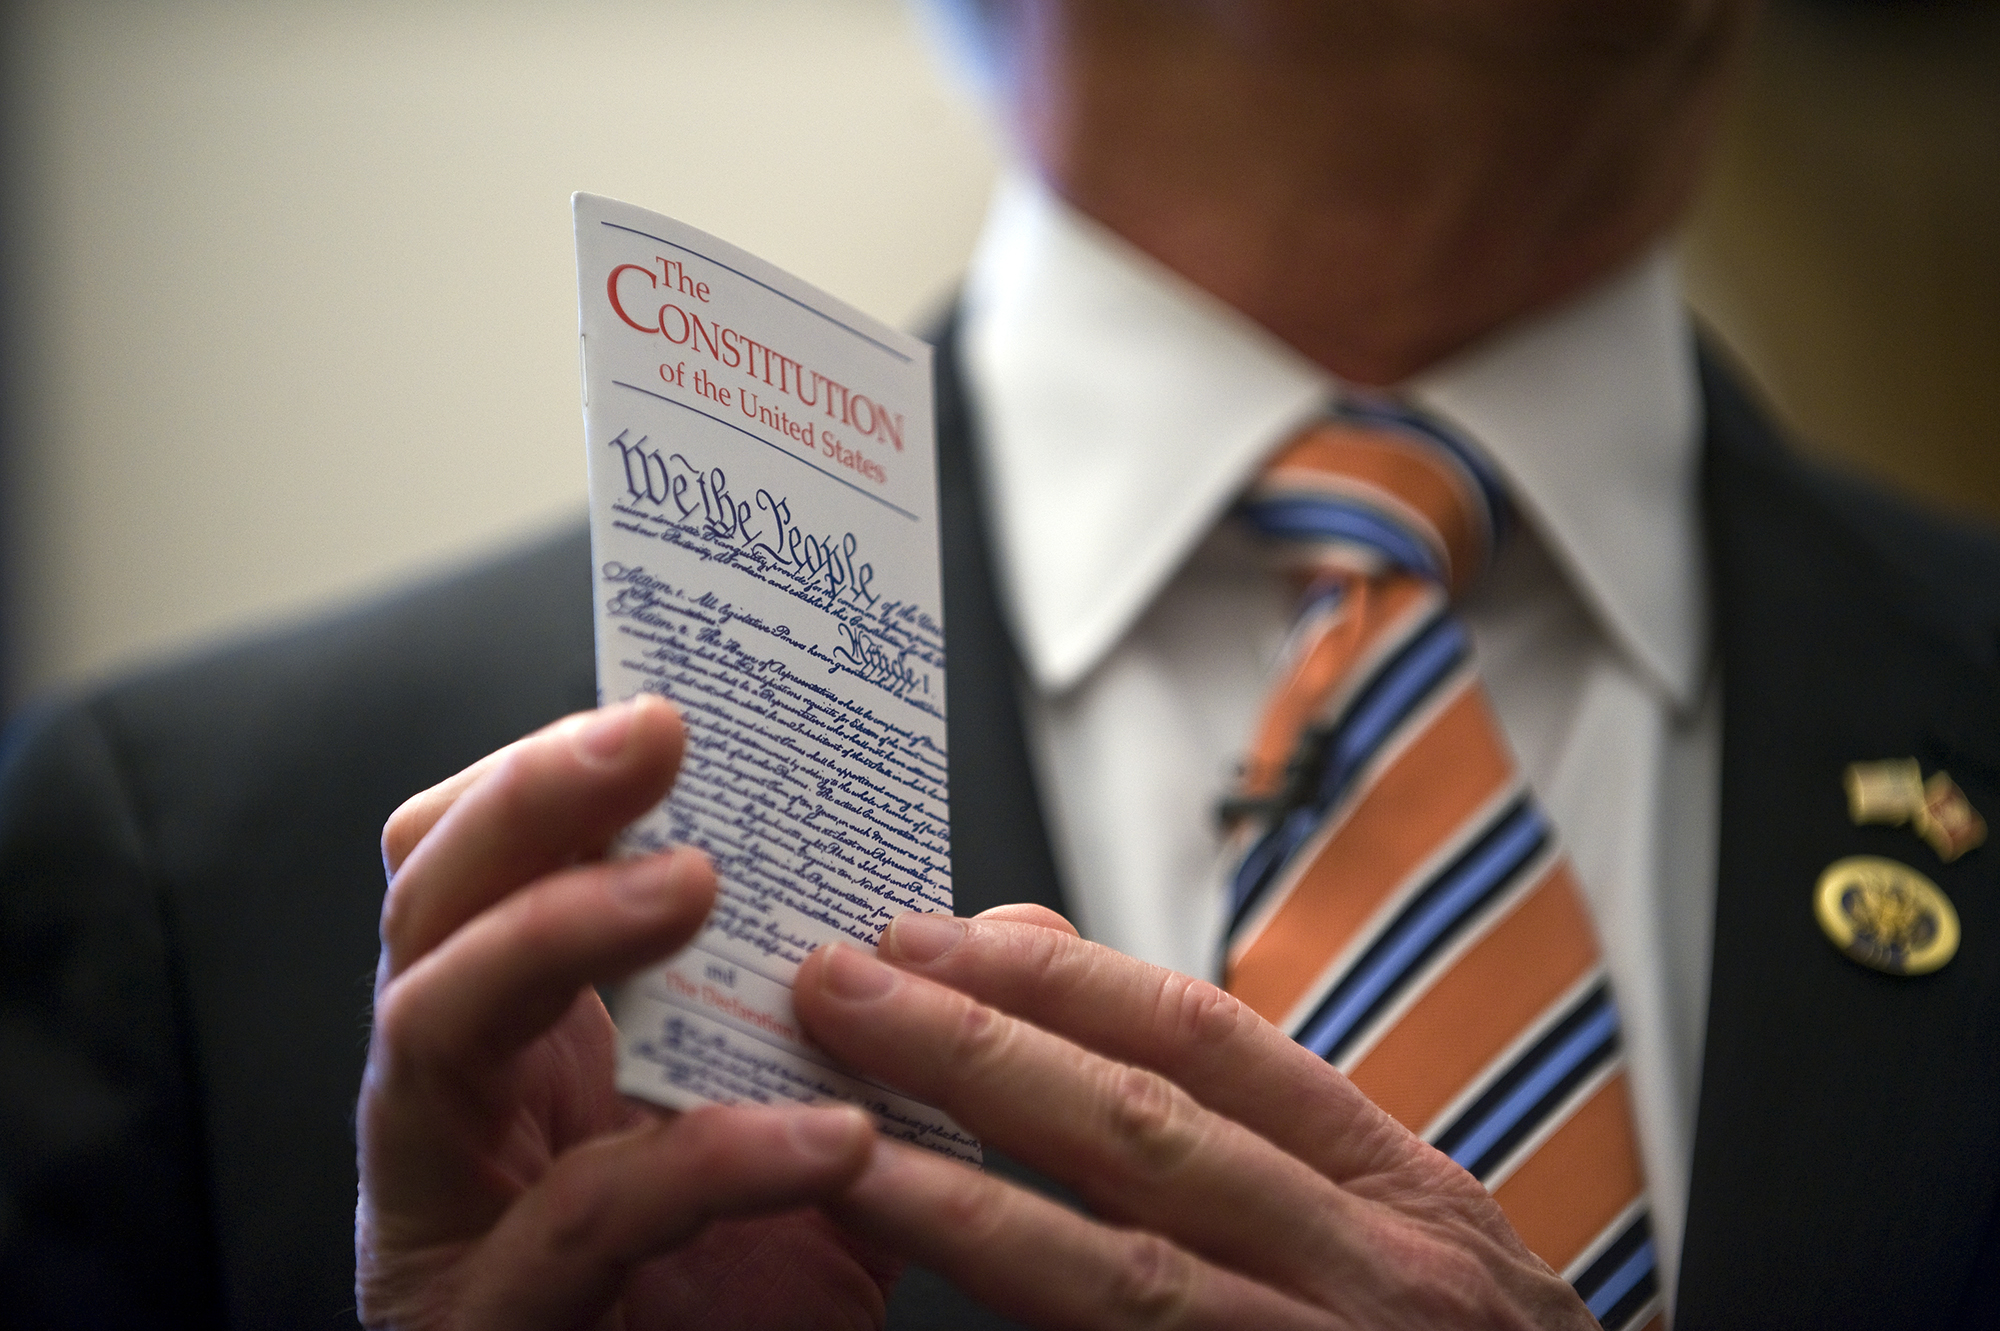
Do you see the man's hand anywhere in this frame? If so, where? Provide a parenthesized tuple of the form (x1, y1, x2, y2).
(796, 910, 1596, 1331)
(355, 695, 895, 1331)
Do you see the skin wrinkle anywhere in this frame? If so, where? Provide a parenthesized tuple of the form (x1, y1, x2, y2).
(354, 1238, 471, 1331)
(832, 1142, 1197, 1327)
(379, 850, 423, 951)
(918, 920, 1577, 1321)
(938, 1156, 1016, 1247)
(371, 970, 561, 1225)
(680, 1217, 891, 1331)
(539, 1137, 621, 1257)
(1326, 1214, 1535, 1331)
(815, 918, 1594, 1326)
(1013, 910, 1089, 1000)
(1341, 1099, 1427, 1188)
(369, 967, 516, 1141)
(1098, 1229, 1203, 1329)
(540, 993, 625, 1152)
(463, 1118, 877, 1330)
(996, 928, 1384, 1183)
(942, 975, 1017, 1086)
(383, 795, 431, 874)
(1098, 1061, 1206, 1188)
(1152, 973, 1250, 1066)
(868, 928, 1370, 1309)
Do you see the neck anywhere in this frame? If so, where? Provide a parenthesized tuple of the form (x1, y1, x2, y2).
(994, 0, 1750, 385)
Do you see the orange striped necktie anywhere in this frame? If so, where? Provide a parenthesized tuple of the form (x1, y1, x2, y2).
(1221, 400, 1663, 1330)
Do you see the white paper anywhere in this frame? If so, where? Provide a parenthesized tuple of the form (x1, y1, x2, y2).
(574, 193, 973, 1161)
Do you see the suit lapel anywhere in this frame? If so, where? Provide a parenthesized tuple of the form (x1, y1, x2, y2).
(934, 314, 1071, 922)
(1677, 357, 2000, 1328)
(880, 323, 1072, 1331)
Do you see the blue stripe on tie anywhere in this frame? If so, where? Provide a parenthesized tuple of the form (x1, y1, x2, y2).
(1241, 496, 1442, 580)
(1585, 1240, 1656, 1323)
(1226, 611, 1463, 928)
(1299, 581, 1348, 621)
(1228, 804, 1320, 918)
(1572, 1211, 1651, 1307)
(1296, 802, 1546, 1059)
(1334, 398, 1511, 545)
(1317, 615, 1467, 798)
(1446, 999, 1618, 1172)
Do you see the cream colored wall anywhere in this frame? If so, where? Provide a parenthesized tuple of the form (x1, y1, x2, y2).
(12, 0, 1993, 711)
(6, 0, 1000, 705)
(1679, 0, 2000, 527)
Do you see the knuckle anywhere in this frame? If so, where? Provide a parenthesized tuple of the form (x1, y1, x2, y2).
(666, 1104, 732, 1164)
(663, 1105, 763, 1199)
(944, 991, 1015, 1073)
(505, 877, 564, 945)
(377, 869, 419, 952)
(481, 743, 545, 824)
(930, 1159, 1008, 1243)
(1009, 920, 1088, 999)
(1160, 974, 1249, 1049)
(365, 978, 429, 1082)
(1023, 918, 1075, 975)
(959, 918, 1064, 999)
(380, 805, 421, 878)
(1361, 1222, 1523, 1329)
(366, 968, 477, 1096)
(1101, 1063, 1201, 1179)
(539, 1148, 617, 1255)
(354, 1236, 466, 1331)
(1102, 1231, 1199, 1327)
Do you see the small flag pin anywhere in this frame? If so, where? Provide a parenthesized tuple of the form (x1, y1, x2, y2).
(1914, 771, 1987, 863)
(1844, 759, 1985, 863)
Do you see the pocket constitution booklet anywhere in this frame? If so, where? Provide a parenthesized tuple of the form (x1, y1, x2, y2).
(574, 193, 973, 1161)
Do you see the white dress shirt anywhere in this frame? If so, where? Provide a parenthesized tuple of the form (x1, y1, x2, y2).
(957, 174, 1721, 1312)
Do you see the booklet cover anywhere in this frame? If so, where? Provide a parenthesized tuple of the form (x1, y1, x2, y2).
(574, 193, 972, 1160)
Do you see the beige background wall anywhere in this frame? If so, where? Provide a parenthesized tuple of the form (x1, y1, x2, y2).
(1680, 0, 2000, 526)
(5, 0, 1000, 706)
(6, 0, 1995, 712)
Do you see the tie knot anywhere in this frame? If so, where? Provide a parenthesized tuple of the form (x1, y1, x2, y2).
(1240, 400, 1508, 599)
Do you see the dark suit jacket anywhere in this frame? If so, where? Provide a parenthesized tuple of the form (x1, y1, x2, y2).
(2, 334, 1997, 1329)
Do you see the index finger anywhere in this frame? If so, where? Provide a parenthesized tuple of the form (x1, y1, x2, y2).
(872, 914, 1408, 1185)
(381, 706, 625, 876)
(379, 693, 687, 976)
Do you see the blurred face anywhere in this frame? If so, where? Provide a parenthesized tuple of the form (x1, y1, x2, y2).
(972, 0, 1755, 380)
(1153, 0, 1729, 53)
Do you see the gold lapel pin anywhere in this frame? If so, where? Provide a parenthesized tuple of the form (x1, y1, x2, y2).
(1844, 759, 1987, 862)
(1815, 855, 1959, 976)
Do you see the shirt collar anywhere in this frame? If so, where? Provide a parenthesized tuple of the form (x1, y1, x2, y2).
(960, 173, 1707, 708)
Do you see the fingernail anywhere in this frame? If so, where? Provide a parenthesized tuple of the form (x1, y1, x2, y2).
(884, 912, 964, 964)
(787, 1106, 868, 1160)
(573, 699, 639, 764)
(819, 941, 898, 1001)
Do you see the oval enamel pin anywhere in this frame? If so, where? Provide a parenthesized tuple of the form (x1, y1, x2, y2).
(1815, 855, 1959, 976)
